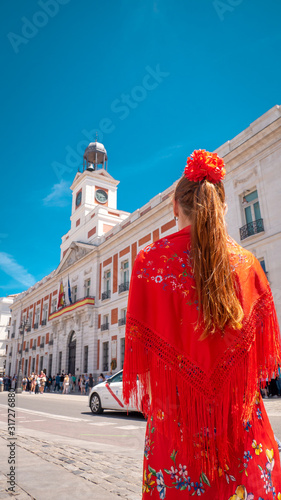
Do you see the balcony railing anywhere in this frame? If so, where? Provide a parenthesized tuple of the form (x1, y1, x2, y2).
(119, 282, 129, 294)
(49, 339, 53, 346)
(101, 291, 111, 301)
(25, 347, 29, 352)
(40, 343, 44, 348)
(32, 345, 36, 350)
(101, 323, 109, 331)
(49, 296, 95, 319)
(41, 319, 47, 326)
(26, 326, 31, 332)
(34, 323, 39, 330)
(11, 332, 15, 338)
(118, 317, 126, 326)
(240, 219, 264, 241)
(9, 352, 12, 357)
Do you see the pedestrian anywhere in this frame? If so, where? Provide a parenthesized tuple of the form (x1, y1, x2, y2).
(60, 373, 64, 393)
(85, 374, 89, 394)
(122, 149, 281, 498)
(98, 373, 105, 383)
(63, 374, 69, 394)
(55, 373, 60, 392)
(22, 376, 27, 392)
(80, 375, 86, 395)
(88, 373, 94, 392)
(68, 373, 73, 393)
(277, 365, 281, 397)
(72, 374, 76, 392)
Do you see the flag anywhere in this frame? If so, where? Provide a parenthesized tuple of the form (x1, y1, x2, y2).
(68, 277, 72, 304)
(57, 281, 64, 308)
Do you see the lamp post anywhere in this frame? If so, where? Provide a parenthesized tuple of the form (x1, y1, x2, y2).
(15, 319, 29, 394)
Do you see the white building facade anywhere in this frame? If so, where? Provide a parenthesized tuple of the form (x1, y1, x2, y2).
(5, 105, 281, 382)
(0, 295, 15, 375)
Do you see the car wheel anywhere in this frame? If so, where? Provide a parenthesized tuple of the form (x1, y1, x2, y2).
(90, 393, 103, 414)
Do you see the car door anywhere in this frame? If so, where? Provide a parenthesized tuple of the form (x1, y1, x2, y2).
(105, 371, 125, 410)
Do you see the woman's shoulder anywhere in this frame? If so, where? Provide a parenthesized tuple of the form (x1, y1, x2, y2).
(135, 228, 189, 265)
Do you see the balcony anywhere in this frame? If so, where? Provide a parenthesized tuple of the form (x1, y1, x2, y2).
(34, 323, 39, 330)
(240, 219, 264, 241)
(11, 332, 15, 338)
(49, 339, 53, 346)
(118, 317, 126, 326)
(101, 322, 109, 331)
(41, 319, 47, 326)
(49, 296, 95, 320)
(32, 345, 36, 351)
(18, 349, 22, 355)
(9, 352, 12, 357)
(101, 291, 111, 301)
(119, 282, 129, 294)
(25, 347, 29, 353)
(40, 343, 44, 349)
(26, 326, 31, 333)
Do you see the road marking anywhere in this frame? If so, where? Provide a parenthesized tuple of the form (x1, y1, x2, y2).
(21, 419, 46, 423)
(0, 404, 88, 423)
(115, 425, 145, 430)
(88, 422, 115, 426)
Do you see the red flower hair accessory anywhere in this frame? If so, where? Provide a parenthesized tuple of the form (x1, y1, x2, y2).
(185, 149, 226, 184)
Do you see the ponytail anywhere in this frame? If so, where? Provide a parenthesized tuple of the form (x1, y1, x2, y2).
(174, 176, 244, 338)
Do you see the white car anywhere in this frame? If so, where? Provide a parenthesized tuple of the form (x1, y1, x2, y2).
(89, 370, 149, 415)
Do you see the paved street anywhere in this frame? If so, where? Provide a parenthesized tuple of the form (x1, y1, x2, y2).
(0, 392, 281, 499)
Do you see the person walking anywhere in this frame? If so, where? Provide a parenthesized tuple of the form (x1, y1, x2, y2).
(122, 150, 281, 499)
(63, 374, 69, 394)
(88, 373, 94, 392)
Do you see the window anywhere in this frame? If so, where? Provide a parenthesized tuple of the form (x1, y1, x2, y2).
(109, 371, 123, 383)
(42, 304, 48, 324)
(118, 308, 127, 326)
(58, 351, 62, 373)
(72, 286, 77, 303)
(101, 315, 109, 331)
(102, 341, 109, 371)
(51, 299, 57, 313)
(84, 346, 88, 373)
(240, 189, 264, 240)
(258, 258, 268, 278)
(32, 357, 35, 373)
(120, 337, 125, 368)
(41, 336, 45, 348)
(35, 309, 40, 327)
(84, 279, 91, 298)
(29, 312, 33, 329)
(24, 359, 28, 376)
(48, 354, 53, 377)
(40, 356, 43, 373)
(102, 270, 111, 300)
(119, 261, 129, 293)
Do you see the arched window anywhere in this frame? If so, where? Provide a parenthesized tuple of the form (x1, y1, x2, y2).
(69, 331, 76, 344)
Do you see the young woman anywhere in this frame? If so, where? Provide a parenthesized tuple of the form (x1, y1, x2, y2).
(123, 150, 281, 499)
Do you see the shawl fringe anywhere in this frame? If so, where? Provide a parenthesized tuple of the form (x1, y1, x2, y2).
(123, 285, 281, 480)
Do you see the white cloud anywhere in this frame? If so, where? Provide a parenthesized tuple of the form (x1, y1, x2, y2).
(43, 179, 71, 207)
(0, 253, 36, 288)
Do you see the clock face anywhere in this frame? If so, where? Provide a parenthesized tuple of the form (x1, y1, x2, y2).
(95, 189, 108, 204)
(76, 191, 82, 207)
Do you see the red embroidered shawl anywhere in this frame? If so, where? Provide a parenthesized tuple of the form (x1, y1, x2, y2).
(122, 226, 281, 477)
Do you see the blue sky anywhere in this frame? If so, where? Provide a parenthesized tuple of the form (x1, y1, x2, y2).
(1, 0, 281, 296)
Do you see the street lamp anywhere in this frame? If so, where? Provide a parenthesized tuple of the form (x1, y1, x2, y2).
(15, 318, 29, 394)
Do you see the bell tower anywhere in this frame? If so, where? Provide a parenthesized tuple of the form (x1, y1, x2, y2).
(60, 140, 130, 261)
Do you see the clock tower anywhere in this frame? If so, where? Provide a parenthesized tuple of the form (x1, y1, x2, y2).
(60, 141, 130, 260)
